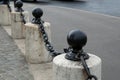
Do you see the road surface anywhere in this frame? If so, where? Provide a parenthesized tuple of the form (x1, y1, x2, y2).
(23, 0, 120, 17)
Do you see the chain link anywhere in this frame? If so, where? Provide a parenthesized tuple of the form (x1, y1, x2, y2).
(18, 8, 26, 24)
(19, 9, 26, 24)
(64, 48, 97, 80)
(64, 48, 89, 61)
(80, 55, 97, 80)
(7, 3, 12, 12)
(32, 18, 61, 57)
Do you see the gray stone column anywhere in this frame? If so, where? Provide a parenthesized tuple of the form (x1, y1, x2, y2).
(11, 11, 29, 39)
(53, 53, 102, 80)
(53, 29, 102, 80)
(25, 22, 52, 63)
(0, 5, 11, 25)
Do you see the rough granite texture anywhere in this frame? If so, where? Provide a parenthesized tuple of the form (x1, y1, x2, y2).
(0, 25, 34, 80)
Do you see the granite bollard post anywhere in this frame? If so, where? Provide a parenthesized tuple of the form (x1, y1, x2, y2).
(25, 8, 52, 63)
(53, 29, 102, 80)
(0, 4, 11, 25)
(11, 0, 29, 39)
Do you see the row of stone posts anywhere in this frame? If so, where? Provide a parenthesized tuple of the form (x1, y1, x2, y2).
(0, 0, 102, 80)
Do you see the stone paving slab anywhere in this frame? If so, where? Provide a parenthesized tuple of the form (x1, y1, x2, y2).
(0, 25, 34, 80)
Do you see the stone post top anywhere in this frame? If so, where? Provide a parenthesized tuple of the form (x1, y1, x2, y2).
(11, 11, 28, 13)
(53, 53, 101, 68)
(25, 22, 50, 28)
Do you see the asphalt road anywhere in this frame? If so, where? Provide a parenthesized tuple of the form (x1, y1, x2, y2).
(50, 0, 120, 17)
(22, 0, 120, 17)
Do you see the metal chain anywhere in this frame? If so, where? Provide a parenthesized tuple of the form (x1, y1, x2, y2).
(80, 55, 97, 80)
(20, 9, 26, 24)
(64, 48, 97, 80)
(64, 48, 89, 61)
(7, 3, 12, 12)
(32, 18, 61, 57)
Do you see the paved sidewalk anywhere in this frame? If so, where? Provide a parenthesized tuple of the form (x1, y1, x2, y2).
(0, 25, 34, 80)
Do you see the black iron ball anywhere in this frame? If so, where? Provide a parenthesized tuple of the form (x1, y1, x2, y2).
(15, 0, 23, 8)
(32, 8, 43, 19)
(67, 29, 87, 50)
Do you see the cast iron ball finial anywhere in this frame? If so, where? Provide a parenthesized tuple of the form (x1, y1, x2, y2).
(15, 0, 23, 9)
(67, 29, 87, 50)
(32, 8, 43, 19)
(65, 29, 88, 61)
